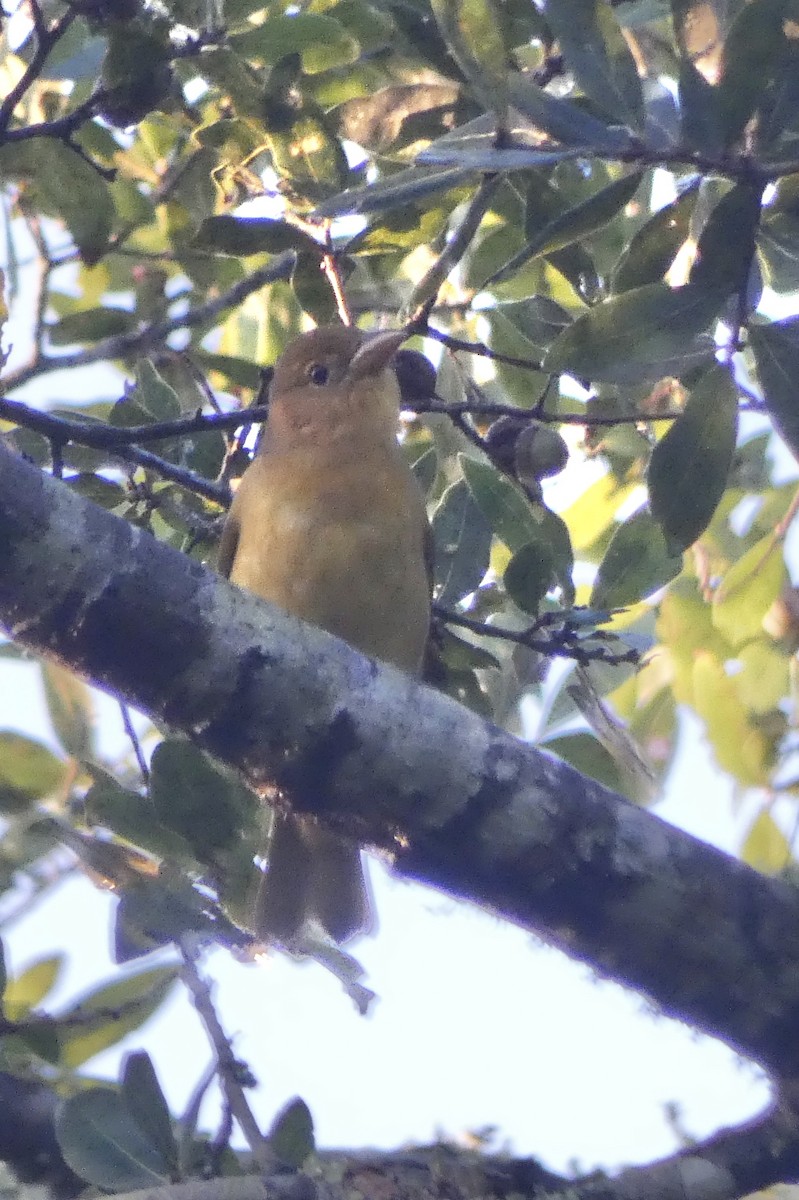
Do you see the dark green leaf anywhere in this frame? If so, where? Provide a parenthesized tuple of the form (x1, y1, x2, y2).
(269, 1097, 315, 1170)
(433, 480, 493, 605)
(0, 141, 113, 263)
(715, 0, 789, 147)
(194, 216, 316, 257)
(67, 474, 126, 509)
(85, 771, 192, 860)
(504, 540, 556, 613)
(689, 183, 763, 297)
(121, 1052, 178, 1176)
(750, 318, 799, 457)
(757, 214, 799, 293)
(149, 740, 257, 862)
(0, 732, 66, 814)
(315, 165, 475, 217)
(525, 170, 643, 258)
(543, 282, 722, 384)
(56, 1088, 172, 1191)
(460, 455, 542, 551)
(591, 507, 683, 609)
(678, 57, 724, 156)
(543, 0, 644, 127)
(49, 307, 135, 345)
(541, 730, 624, 794)
(505, 71, 633, 150)
(648, 365, 738, 552)
(612, 181, 699, 292)
(491, 297, 573, 354)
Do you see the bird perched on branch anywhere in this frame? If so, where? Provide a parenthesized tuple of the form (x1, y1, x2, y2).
(217, 325, 432, 948)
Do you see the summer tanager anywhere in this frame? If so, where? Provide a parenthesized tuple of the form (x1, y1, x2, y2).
(217, 325, 431, 947)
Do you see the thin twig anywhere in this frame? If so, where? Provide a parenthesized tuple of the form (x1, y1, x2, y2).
(435, 604, 640, 666)
(121, 704, 150, 782)
(0, 5, 77, 136)
(179, 941, 273, 1173)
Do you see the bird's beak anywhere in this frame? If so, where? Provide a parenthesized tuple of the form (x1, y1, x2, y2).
(348, 329, 409, 381)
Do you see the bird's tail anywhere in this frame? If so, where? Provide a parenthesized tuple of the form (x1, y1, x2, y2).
(253, 811, 372, 947)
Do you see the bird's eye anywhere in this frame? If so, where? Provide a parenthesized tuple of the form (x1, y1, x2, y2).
(307, 363, 329, 386)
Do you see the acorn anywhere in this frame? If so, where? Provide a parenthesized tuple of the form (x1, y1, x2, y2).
(394, 348, 437, 404)
(514, 421, 569, 483)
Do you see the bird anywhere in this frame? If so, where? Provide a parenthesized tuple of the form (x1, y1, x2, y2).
(217, 324, 432, 948)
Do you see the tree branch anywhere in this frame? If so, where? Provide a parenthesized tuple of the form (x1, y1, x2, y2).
(2, 441, 799, 1087)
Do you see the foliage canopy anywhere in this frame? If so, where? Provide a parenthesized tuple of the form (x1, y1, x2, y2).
(3, 0, 799, 1192)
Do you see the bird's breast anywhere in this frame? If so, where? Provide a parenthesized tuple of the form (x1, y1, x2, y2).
(229, 449, 430, 672)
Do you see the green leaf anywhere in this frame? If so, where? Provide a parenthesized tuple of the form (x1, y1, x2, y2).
(612, 182, 699, 292)
(712, 533, 787, 648)
(491, 297, 573, 354)
(121, 1052, 178, 1176)
(591, 507, 683, 609)
(84, 771, 192, 861)
(433, 480, 493, 606)
(134, 359, 181, 421)
(757, 213, 799, 293)
(459, 455, 544, 552)
(648, 365, 738, 553)
(4, 955, 64, 1020)
(149, 740, 257, 862)
(49, 307, 135, 345)
(230, 14, 359, 73)
(58, 966, 179, 1068)
(543, 282, 722, 384)
(678, 57, 724, 156)
(0, 732, 66, 814)
(526, 170, 643, 258)
(56, 1088, 172, 1191)
(269, 1097, 315, 1170)
(39, 662, 95, 760)
(741, 808, 790, 873)
(194, 216, 315, 257)
(543, 0, 644, 127)
(750, 318, 799, 458)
